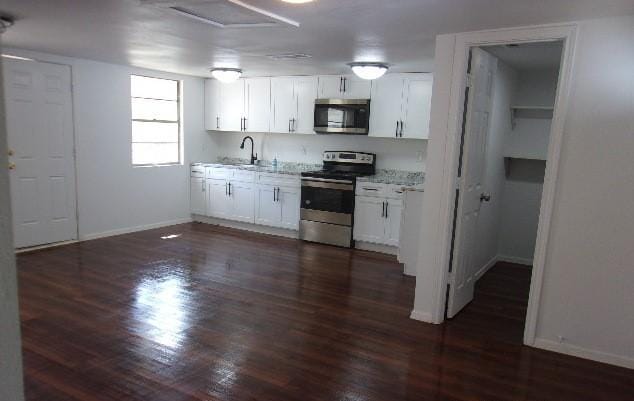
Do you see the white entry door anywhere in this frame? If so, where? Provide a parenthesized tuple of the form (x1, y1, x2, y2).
(447, 48, 497, 318)
(4, 59, 77, 248)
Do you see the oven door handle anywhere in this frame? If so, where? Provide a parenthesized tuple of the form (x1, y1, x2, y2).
(301, 179, 354, 191)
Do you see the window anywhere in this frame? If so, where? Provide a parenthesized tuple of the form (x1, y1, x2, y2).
(131, 75, 181, 166)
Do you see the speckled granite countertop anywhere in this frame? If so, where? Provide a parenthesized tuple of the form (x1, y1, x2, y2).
(192, 158, 320, 176)
(357, 169, 425, 187)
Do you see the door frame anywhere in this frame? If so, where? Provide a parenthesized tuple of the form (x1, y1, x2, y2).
(427, 22, 578, 346)
(3, 55, 80, 250)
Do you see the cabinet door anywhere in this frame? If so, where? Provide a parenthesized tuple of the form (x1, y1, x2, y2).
(369, 74, 405, 138)
(204, 79, 222, 130)
(208, 180, 232, 219)
(401, 74, 433, 139)
(244, 78, 270, 133)
(190, 177, 206, 215)
(317, 75, 344, 98)
(270, 77, 296, 133)
(255, 184, 281, 227)
(353, 197, 386, 244)
(229, 182, 255, 223)
(219, 80, 245, 132)
(293, 76, 317, 134)
(384, 199, 403, 246)
(279, 186, 300, 230)
(342, 75, 372, 99)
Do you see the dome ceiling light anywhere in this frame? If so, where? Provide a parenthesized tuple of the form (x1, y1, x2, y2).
(348, 62, 389, 80)
(210, 68, 243, 83)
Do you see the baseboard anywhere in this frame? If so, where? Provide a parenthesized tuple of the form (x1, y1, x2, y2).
(192, 215, 299, 239)
(497, 255, 533, 266)
(354, 241, 398, 256)
(533, 338, 634, 370)
(475, 255, 498, 279)
(16, 239, 79, 254)
(410, 309, 435, 324)
(79, 217, 193, 241)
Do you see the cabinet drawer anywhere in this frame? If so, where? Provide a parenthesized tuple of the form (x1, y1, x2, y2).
(257, 173, 300, 187)
(356, 183, 388, 197)
(206, 167, 233, 180)
(233, 170, 256, 183)
(386, 185, 406, 199)
(191, 165, 205, 178)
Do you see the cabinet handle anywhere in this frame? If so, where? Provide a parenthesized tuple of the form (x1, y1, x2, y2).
(399, 120, 404, 137)
(276, 187, 280, 202)
(216, 116, 219, 129)
(385, 201, 389, 219)
(395, 121, 399, 137)
(362, 187, 378, 191)
(381, 201, 385, 217)
(291, 118, 296, 132)
(225, 182, 228, 196)
(343, 77, 347, 93)
(339, 77, 343, 93)
(243, 118, 247, 131)
(202, 180, 205, 192)
(228, 182, 232, 196)
(273, 187, 276, 202)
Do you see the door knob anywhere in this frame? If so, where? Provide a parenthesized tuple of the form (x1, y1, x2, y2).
(480, 192, 491, 202)
(8, 162, 16, 170)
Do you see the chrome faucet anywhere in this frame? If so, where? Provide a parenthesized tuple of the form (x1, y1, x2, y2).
(240, 136, 258, 165)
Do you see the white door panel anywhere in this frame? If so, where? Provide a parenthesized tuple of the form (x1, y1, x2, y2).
(245, 78, 270, 132)
(4, 59, 77, 248)
(271, 77, 296, 133)
(204, 79, 222, 130)
(208, 180, 232, 219)
(255, 185, 281, 227)
(369, 74, 404, 138)
(353, 197, 385, 243)
(447, 48, 498, 318)
(230, 182, 255, 223)
(220, 80, 245, 132)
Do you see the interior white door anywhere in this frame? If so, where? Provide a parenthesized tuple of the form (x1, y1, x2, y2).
(219, 80, 244, 132)
(401, 74, 433, 139)
(270, 77, 296, 133)
(369, 74, 405, 138)
(353, 197, 386, 243)
(190, 177, 206, 215)
(293, 76, 317, 134)
(4, 59, 77, 248)
(279, 186, 300, 230)
(447, 48, 498, 318)
(244, 78, 270, 132)
(204, 79, 222, 130)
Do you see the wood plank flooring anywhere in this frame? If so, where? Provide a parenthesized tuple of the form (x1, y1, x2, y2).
(17, 223, 634, 400)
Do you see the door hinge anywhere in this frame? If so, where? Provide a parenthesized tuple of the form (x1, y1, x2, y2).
(466, 73, 473, 88)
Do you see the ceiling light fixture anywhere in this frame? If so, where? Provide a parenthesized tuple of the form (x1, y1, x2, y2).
(210, 68, 243, 83)
(348, 62, 389, 80)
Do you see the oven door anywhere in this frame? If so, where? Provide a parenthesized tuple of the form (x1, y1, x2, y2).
(300, 178, 354, 225)
(313, 99, 370, 134)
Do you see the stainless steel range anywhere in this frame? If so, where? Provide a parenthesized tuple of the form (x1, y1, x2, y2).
(299, 151, 376, 248)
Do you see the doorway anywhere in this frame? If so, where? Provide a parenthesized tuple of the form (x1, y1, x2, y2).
(445, 41, 564, 338)
(3, 58, 77, 248)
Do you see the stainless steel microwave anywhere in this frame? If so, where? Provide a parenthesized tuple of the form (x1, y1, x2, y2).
(313, 99, 370, 134)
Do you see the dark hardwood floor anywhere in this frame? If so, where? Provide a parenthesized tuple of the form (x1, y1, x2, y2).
(17, 223, 634, 401)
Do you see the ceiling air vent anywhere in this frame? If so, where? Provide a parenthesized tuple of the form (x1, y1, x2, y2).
(144, 0, 299, 28)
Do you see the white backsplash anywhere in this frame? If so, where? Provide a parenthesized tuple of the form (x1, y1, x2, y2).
(206, 131, 427, 172)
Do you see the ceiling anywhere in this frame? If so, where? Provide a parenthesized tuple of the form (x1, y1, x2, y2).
(1, 0, 633, 78)
(485, 41, 564, 71)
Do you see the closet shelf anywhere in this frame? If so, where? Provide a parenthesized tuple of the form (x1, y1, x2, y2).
(511, 106, 554, 128)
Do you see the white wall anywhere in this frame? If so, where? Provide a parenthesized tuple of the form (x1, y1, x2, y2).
(473, 59, 517, 272)
(532, 15, 634, 368)
(0, 50, 25, 401)
(3, 47, 210, 240)
(415, 15, 634, 369)
(206, 131, 426, 171)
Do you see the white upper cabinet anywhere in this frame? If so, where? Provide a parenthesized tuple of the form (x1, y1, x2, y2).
(220, 80, 245, 132)
(369, 74, 406, 138)
(369, 73, 433, 139)
(317, 75, 371, 99)
(271, 76, 317, 134)
(244, 78, 271, 133)
(204, 80, 222, 130)
(401, 74, 433, 139)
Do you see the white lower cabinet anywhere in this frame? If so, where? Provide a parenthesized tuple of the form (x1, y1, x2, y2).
(354, 182, 404, 247)
(190, 177, 206, 215)
(255, 184, 300, 230)
(193, 166, 300, 231)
